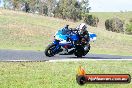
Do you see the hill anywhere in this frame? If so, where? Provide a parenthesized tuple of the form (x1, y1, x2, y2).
(0, 9, 132, 55)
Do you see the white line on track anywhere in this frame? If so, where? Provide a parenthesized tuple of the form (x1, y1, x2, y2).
(47, 59, 132, 62)
(1, 59, 132, 62)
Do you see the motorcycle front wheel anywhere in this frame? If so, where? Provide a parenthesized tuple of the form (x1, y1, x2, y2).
(45, 43, 56, 57)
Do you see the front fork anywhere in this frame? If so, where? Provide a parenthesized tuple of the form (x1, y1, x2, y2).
(52, 40, 62, 54)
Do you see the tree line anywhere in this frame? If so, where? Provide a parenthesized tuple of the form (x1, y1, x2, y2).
(3, 0, 91, 21)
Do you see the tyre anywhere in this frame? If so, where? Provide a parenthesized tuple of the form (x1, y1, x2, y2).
(45, 44, 56, 57)
(75, 52, 83, 58)
(74, 46, 84, 58)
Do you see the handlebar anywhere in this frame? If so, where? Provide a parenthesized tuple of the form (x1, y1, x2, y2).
(65, 25, 69, 29)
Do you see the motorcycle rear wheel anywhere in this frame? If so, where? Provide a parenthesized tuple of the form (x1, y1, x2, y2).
(74, 46, 84, 58)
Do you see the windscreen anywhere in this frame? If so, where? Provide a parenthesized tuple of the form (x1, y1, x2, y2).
(58, 28, 71, 35)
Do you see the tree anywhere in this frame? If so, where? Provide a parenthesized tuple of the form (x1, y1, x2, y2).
(24, 2, 30, 12)
(53, 0, 83, 21)
(81, 0, 91, 13)
(3, 0, 91, 21)
(47, 0, 57, 16)
(3, 0, 13, 9)
(11, 0, 19, 10)
(38, 0, 48, 15)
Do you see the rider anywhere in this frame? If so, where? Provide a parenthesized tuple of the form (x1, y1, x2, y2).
(76, 23, 90, 52)
(76, 23, 90, 43)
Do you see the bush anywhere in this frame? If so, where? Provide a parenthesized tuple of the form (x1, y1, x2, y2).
(84, 14, 99, 27)
(105, 18, 124, 33)
(126, 23, 132, 34)
(129, 18, 132, 23)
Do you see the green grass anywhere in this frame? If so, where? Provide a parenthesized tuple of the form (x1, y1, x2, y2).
(90, 12, 132, 23)
(0, 61, 132, 88)
(0, 9, 78, 50)
(0, 9, 132, 55)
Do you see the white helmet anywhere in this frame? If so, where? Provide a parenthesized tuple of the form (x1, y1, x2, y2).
(78, 23, 87, 34)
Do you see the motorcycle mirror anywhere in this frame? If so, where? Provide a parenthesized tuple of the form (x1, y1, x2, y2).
(65, 25, 69, 29)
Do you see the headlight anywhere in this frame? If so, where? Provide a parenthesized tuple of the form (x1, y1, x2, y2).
(55, 35, 63, 41)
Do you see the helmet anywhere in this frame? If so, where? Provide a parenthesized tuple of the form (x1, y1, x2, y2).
(78, 23, 87, 34)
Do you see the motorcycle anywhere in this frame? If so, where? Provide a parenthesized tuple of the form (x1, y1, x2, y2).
(45, 26, 97, 57)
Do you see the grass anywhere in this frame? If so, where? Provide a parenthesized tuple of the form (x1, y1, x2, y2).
(0, 9, 132, 55)
(0, 60, 132, 88)
(0, 9, 78, 50)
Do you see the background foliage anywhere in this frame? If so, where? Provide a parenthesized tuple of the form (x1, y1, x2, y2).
(3, 0, 91, 21)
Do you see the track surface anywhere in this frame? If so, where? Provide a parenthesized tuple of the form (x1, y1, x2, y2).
(0, 50, 132, 61)
(0, 49, 132, 61)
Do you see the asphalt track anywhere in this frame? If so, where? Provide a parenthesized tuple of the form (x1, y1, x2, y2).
(0, 49, 132, 62)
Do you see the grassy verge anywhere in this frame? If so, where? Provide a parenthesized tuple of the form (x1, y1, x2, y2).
(0, 60, 132, 88)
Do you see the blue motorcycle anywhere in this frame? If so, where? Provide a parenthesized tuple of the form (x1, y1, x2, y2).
(45, 25, 97, 57)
